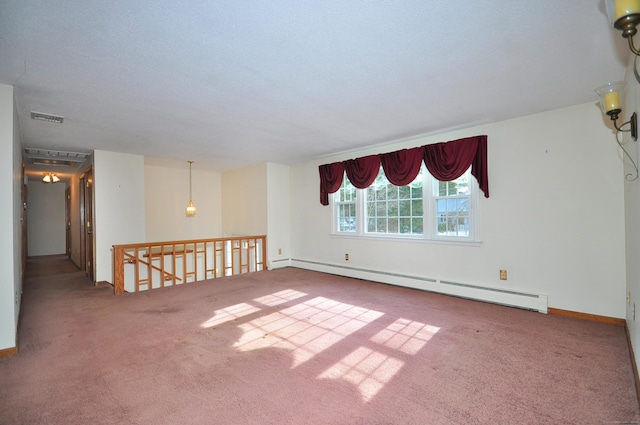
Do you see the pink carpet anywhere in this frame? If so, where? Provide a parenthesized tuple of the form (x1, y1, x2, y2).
(1, 260, 638, 424)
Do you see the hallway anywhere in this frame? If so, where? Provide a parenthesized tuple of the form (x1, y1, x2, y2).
(25, 254, 81, 278)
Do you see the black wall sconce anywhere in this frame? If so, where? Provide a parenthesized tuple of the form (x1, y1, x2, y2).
(595, 81, 638, 180)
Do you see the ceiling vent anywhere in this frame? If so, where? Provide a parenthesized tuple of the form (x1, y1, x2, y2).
(30, 111, 64, 124)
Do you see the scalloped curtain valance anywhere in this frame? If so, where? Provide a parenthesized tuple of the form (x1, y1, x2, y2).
(319, 135, 488, 205)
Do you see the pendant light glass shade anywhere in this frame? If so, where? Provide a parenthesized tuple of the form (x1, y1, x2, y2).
(42, 173, 60, 183)
(594, 81, 625, 116)
(186, 160, 196, 217)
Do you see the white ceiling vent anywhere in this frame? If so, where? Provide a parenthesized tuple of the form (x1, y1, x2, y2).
(30, 111, 64, 124)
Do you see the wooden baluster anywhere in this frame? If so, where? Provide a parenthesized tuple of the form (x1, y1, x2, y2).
(113, 245, 125, 295)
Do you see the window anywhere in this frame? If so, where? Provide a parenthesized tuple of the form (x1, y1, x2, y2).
(365, 168, 424, 235)
(333, 166, 478, 242)
(435, 173, 470, 238)
(335, 177, 357, 233)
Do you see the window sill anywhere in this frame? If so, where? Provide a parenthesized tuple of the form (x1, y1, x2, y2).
(330, 232, 483, 247)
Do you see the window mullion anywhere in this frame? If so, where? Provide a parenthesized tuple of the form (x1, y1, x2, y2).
(424, 170, 432, 239)
(357, 187, 365, 235)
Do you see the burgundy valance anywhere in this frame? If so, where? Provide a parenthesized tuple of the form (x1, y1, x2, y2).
(344, 154, 381, 189)
(381, 147, 424, 186)
(318, 135, 489, 205)
(319, 161, 345, 206)
(424, 135, 489, 197)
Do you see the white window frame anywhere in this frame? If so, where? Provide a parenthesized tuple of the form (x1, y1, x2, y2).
(331, 166, 481, 245)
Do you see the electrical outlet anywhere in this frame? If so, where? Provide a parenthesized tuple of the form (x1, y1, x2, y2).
(499, 269, 507, 280)
(278, 248, 282, 255)
(345, 253, 349, 261)
(628, 292, 632, 305)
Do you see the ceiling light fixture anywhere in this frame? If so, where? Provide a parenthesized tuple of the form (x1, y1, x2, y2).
(42, 173, 61, 183)
(186, 160, 197, 217)
(595, 81, 639, 180)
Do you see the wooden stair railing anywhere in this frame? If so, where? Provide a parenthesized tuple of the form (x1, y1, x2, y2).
(113, 235, 267, 295)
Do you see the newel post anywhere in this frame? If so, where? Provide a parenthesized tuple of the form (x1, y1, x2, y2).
(113, 245, 125, 295)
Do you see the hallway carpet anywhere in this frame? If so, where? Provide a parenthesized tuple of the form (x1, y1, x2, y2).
(1, 258, 638, 424)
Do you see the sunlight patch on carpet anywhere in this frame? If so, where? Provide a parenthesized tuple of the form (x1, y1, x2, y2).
(200, 289, 307, 328)
(232, 296, 384, 367)
(253, 289, 308, 307)
(319, 319, 439, 401)
(370, 318, 439, 355)
(200, 303, 261, 328)
(319, 347, 404, 402)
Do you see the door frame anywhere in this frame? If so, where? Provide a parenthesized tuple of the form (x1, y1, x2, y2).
(79, 167, 95, 282)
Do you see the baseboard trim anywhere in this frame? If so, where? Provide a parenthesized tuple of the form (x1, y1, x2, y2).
(0, 346, 18, 358)
(290, 259, 548, 313)
(624, 322, 640, 408)
(548, 308, 625, 326)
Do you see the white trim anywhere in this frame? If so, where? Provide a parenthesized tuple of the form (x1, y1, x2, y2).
(289, 258, 548, 314)
(269, 258, 292, 270)
(330, 167, 481, 244)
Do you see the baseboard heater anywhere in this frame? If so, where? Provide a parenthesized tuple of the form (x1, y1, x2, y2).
(278, 258, 548, 313)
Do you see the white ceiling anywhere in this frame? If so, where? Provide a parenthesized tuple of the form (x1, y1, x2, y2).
(0, 0, 631, 179)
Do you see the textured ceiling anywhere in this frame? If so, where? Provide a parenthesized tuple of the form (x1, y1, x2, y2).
(0, 0, 631, 179)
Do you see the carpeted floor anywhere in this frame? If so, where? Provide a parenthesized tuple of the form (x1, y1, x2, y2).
(1, 257, 639, 424)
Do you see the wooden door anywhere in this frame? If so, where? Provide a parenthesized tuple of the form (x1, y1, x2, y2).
(65, 187, 71, 257)
(80, 168, 95, 282)
(79, 175, 86, 274)
(21, 163, 27, 281)
(85, 168, 94, 281)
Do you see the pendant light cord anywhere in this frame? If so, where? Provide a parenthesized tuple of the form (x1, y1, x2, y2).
(188, 160, 194, 200)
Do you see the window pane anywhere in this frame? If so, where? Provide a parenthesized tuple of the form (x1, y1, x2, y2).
(410, 181, 422, 198)
(399, 200, 410, 216)
(337, 203, 356, 233)
(335, 174, 357, 233)
(388, 200, 398, 216)
(438, 180, 447, 197)
(399, 218, 410, 234)
(367, 202, 376, 216)
(387, 185, 398, 200)
(364, 166, 424, 236)
(412, 218, 423, 234)
(412, 199, 423, 216)
(433, 169, 472, 238)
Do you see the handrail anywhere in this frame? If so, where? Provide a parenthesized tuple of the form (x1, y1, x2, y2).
(113, 235, 267, 295)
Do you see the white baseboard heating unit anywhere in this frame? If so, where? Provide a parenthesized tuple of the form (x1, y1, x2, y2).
(283, 259, 548, 314)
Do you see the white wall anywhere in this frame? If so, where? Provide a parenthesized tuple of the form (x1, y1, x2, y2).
(623, 58, 640, 370)
(290, 102, 626, 318)
(221, 162, 290, 268)
(221, 162, 268, 236)
(93, 150, 145, 283)
(144, 158, 222, 241)
(0, 83, 22, 351)
(27, 181, 66, 256)
(267, 163, 291, 267)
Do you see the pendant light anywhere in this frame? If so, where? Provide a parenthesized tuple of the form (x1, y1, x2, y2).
(42, 173, 60, 183)
(186, 160, 197, 217)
